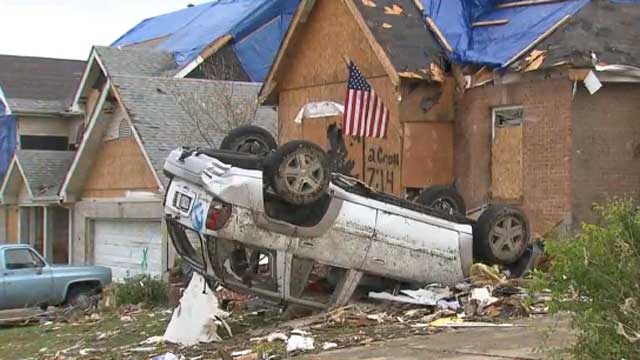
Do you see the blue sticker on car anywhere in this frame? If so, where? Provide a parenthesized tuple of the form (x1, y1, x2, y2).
(191, 200, 206, 233)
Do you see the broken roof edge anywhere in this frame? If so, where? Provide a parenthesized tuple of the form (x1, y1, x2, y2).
(173, 34, 234, 78)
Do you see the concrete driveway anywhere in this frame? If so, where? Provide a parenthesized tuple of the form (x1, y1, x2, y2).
(303, 315, 571, 360)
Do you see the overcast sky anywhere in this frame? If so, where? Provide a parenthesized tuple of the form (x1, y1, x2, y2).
(0, 0, 210, 60)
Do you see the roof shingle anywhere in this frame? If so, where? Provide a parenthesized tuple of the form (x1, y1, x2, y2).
(16, 150, 75, 198)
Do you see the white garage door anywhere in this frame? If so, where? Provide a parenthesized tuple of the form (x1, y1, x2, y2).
(94, 220, 162, 281)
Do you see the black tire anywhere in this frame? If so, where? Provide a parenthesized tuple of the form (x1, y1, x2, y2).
(267, 141, 330, 205)
(66, 285, 97, 311)
(220, 125, 277, 156)
(473, 205, 530, 265)
(416, 185, 466, 215)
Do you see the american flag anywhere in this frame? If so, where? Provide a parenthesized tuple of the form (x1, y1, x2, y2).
(343, 61, 388, 138)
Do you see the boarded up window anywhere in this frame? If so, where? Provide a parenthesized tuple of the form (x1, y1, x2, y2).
(491, 106, 524, 201)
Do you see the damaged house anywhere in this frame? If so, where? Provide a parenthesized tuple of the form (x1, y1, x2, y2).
(0, 55, 85, 263)
(61, 46, 276, 280)
(261, 0, 640, 238)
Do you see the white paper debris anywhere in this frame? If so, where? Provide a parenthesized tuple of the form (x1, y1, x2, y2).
(584, 70, 603, 95)
(151, 353, 179, 360)
(470, 287, 499, 309)
(231, 350, 252, 357)
(286, 330, 315, 353)
(164, 273, 229, 346)
(141, 335, 165, 345)
(370, 285, 451, 306)
(322, 342, 338, 350)
(294, 101, 344, 124)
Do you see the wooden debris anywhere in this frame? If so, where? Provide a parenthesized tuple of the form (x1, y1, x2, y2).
(430, 63, 445, 83)
(523, 49, 547, 72)
(361, 0, 377, 7)
(398, 71, 424, 79)
(568, 68, 591, 81)
(471, 66, 494, 87)
(497, 0, 565, 9)
(384, 4, 403, 15)
(472, 19, 509, 27)
(382, 22, 393, 29)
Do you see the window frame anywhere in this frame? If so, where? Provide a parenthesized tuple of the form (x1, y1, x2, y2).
(4, 248, 45, 270)
(491, 105, 524, 142)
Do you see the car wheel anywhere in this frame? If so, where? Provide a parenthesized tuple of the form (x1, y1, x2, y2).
(220, 125, 277, 156)
(66, 286, 96, 311)
(268, 140, 330, 205)
(473, 205, 530, 265)
(416, 185, 466, 215)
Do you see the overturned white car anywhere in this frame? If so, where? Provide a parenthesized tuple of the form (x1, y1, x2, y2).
(163, 126, 530, 309)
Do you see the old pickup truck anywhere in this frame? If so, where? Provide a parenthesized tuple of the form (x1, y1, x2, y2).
(0, 244, 112, 310)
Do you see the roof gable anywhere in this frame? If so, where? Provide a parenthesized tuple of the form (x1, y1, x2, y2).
(0, 55, 85, 108)
(17, 150, 75, 199)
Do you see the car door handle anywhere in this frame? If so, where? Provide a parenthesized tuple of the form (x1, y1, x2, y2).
(372, 258, 386, 265)
(300, 240, 315, 248)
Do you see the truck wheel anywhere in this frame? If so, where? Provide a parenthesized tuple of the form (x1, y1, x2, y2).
(473, 205, 530, 265)
(66, 286, 96, 311)
(220, 125, 277, 156)
(268, 141, 330, 205)
(417, 185, 466, 215)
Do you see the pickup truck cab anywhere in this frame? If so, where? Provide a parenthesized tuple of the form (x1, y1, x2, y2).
(0, 244, 112, 310)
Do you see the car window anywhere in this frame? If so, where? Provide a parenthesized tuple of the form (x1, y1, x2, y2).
(5, 249, 44, 270)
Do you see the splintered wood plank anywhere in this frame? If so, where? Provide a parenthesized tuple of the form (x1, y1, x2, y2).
(491, 125, 523, 200)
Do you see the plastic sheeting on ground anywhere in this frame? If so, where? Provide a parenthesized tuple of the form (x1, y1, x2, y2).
(420, 0, 589, 67)
(163, 273, 229, 346)
(112, 0, 299, 82)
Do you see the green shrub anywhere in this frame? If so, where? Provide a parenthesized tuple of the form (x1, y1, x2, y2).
(534, 199, 640, 359)
(113, 274, 168, 307)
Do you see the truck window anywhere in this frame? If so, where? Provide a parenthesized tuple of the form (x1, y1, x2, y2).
(5, 249, 44, 270)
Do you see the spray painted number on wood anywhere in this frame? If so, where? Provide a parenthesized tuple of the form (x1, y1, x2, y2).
(366, 167, 395, 192)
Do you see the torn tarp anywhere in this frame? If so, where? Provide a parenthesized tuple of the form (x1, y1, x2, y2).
(420, 0, 589, 67)
(112, 0, 299, 82)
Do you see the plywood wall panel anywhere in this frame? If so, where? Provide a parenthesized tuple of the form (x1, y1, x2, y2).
(81, 138, 159, 198)
(278, 0, 387, 92)
(402, 122, 453, 188)
(491, 125, 523, 200)
(6, 205, 18, 244)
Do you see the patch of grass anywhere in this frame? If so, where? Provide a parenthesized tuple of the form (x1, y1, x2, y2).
(532, 199, 640, 359)
(0, 310, 171, 360)
(113, 274, 168, 307)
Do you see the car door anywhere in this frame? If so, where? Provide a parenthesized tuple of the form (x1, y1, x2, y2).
(364, 205, 466, 286)
(2, 248, 53, 309)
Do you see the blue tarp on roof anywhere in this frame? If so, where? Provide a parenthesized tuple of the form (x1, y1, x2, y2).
(421, 0, 589, 67)
(112, 0, 299, 82)
(0, 86, 15, 180)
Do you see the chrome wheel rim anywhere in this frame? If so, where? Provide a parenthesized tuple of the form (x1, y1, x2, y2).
(433, 198, 455, 215)
(489, 215, 525, 260)
(282, 151, 324, 195)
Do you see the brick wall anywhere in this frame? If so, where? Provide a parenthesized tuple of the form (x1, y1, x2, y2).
(454, 78, 573, 237)
(571, 83, 640, 224)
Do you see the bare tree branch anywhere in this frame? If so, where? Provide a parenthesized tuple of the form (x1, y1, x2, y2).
(172, 56, 258, 147)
